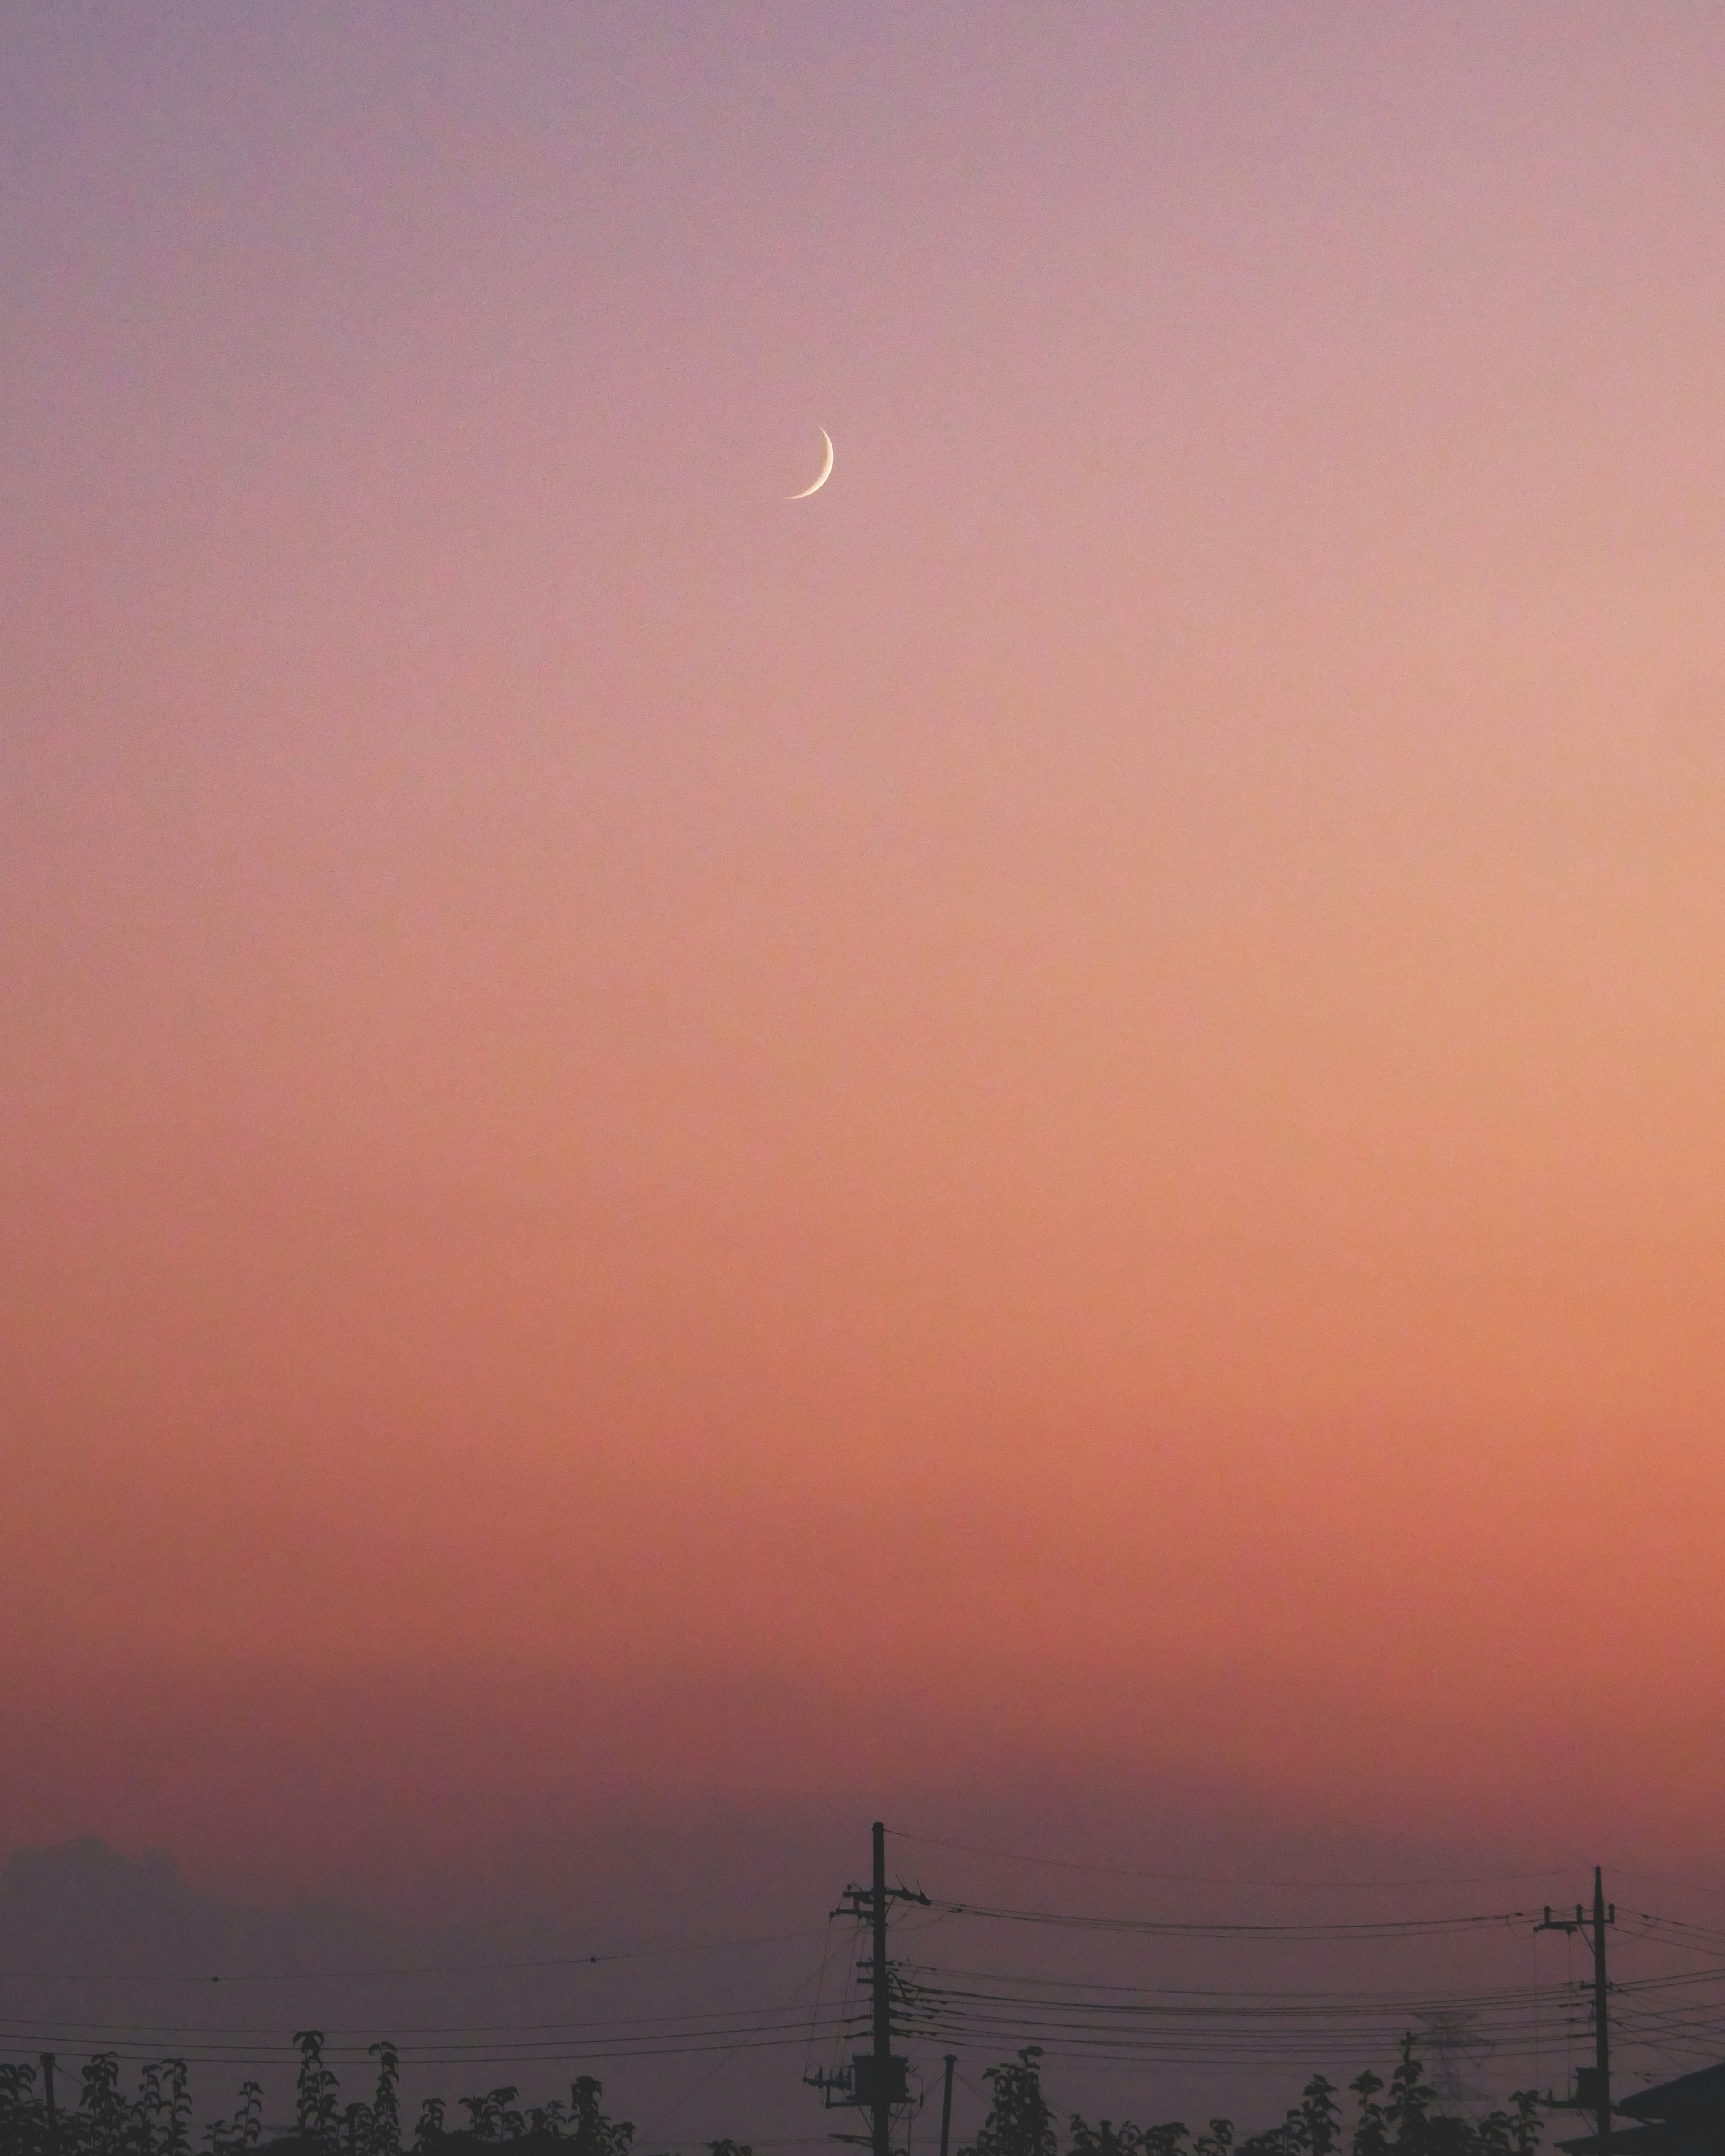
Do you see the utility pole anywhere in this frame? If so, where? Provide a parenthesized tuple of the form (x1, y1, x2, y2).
(939, 2056, 957, 2156)
(40, 2054, 58, 2156)
(813, 1823, 930, 2156)
(1591, 1864, 1612, 2152)
(872, 1822, 891, 2156)
(1538, 1866, 1616, 2151)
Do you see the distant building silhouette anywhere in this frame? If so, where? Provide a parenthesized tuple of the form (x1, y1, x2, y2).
(1557, 2061, 1725, 2156)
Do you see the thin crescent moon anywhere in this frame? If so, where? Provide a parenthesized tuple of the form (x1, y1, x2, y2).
(788, 429, 834, 499)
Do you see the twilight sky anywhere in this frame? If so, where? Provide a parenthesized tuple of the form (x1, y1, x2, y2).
(5, 4, 1725, 2057)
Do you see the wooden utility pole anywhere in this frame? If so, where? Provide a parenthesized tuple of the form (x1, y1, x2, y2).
(1591, 1865, 1612, 2151)
(40, 2054, 59, 2156)
(1538, 1867, 1615, 2151)
(813, 1824, 929, 2156)
(938, 2055, 957, 2156)
(871, 1822, 892, 2156)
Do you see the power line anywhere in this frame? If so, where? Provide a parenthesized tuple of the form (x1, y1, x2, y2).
(926, 1899, 1531, 1939)
(632, 1935, 847, 2150)
(15, 1841, 1725, 2113)
(887, 1831, 1576, 1892)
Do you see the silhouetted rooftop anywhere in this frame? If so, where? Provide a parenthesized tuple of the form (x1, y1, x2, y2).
(1556, 2059, 1725, 2156)
(1618, 2065, 1725, 2123)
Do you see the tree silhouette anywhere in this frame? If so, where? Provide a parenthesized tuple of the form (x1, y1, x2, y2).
(0, 2023, 1545, 2156)
(1238, 2072, 1345, 2156)
(0, 2063, 44, 2156)
(962, 2049, 1059, 2156)
(1061, 2047, 1537, 2156)
(1301, 2079, 1341, 2156)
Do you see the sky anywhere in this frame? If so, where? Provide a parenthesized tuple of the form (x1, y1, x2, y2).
(4, 2, 1725, 2136)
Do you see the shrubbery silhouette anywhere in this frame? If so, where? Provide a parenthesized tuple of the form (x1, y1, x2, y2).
(962, 2042, 1544, 2156)
(0, 2044, 639, 2156)
(0, 2031, 1543, 2156)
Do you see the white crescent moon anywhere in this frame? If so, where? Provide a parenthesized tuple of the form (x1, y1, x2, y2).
(789, 429, 834, 499)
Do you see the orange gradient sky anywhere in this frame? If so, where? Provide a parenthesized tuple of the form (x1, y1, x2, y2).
(4, 8, 1725, 1893)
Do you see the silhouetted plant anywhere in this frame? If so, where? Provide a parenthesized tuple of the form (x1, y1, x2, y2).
(1242, 2072, 1345, 2156)
(1349, 2073, 1387, 2156)
(1301, 2080, 1340, 2156)
(160, 2063, 193, 2156)
(134, 2064, 162, 2156)
(132, 2062, 193, 2156)
(82, 2055, 132, 2156)
(1070, 2120, 1157, 2156)
(293, 2034, 340, 2151)
(1385, 2040, 1432, 2156)
(566, 2081, 632, 2156)
(0, 2063, 45, 2156)
(203, 2083, 264, 2156)
(1017, 2044, 1538, 2156)
(962, 2048, 1058, 2156)
(1475, 2096, 1542, 2156)
(365, 2047, 400, 2156)
(457, 2094, 524, 2145)
(3, 2025, 1551, 2156)
(1071, 2111, 1203, 2156)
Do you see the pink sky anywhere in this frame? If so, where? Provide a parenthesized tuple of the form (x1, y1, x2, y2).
(4, 8, 1725, 1920)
